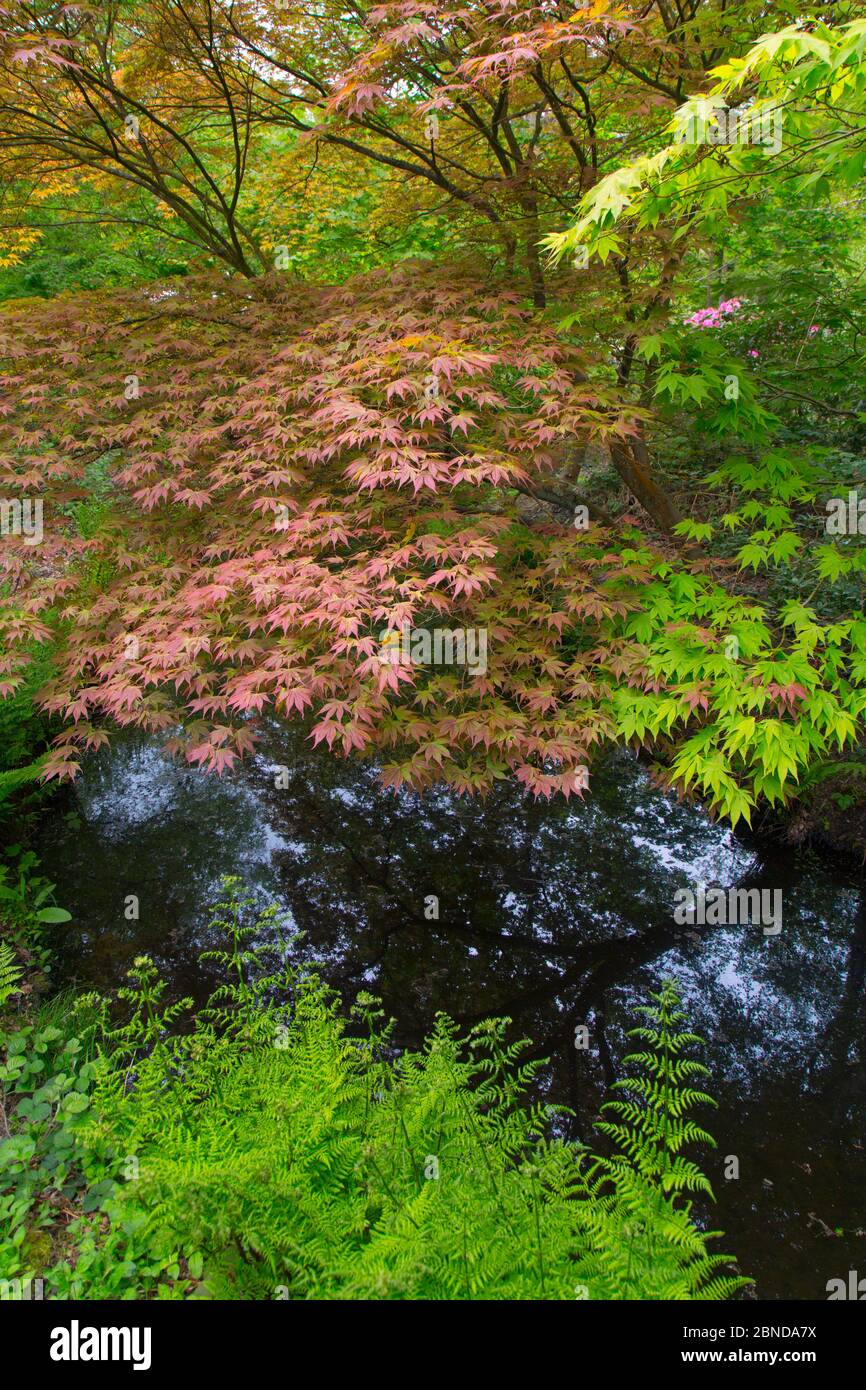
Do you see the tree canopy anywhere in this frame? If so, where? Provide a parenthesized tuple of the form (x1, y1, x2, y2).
(1, 2, 865, 825)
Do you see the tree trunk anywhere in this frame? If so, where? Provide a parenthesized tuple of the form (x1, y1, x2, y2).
(609, 435, 683, 534)
(518, 190, 546, 308)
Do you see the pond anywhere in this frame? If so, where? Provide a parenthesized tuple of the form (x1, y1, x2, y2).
(35, 720, 866, 1301)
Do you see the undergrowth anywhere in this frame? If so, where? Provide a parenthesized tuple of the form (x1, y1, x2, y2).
(0, 877, 749, 1301)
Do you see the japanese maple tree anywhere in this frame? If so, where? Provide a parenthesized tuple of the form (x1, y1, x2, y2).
(1, 2, 864, 826)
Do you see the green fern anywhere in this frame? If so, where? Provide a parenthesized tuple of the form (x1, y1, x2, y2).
(0, 941, 22, 1007)
(575, 981, 746, 1299)
(57, 886, 749, 1300)
(0, 760, 45, 807)
(1, 882, 750, 1301)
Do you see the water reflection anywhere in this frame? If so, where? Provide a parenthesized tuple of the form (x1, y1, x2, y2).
(36, 722, 866, 1300)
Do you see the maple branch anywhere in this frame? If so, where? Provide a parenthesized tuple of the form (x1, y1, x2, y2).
(608, 435, 683, 535)
(514, 479, 613, 527)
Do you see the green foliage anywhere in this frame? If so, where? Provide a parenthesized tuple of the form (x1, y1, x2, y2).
(0, 879, 748, 1301)
(0, 999, 82, 1279)
(581, 990, 738, 1300)
(0, 644, 53, 778)
(0, 188, 192, 305)
(0, 942, 21, 1007)
(0, 846, 71, 975)
(548, 18, 866, 265)
(0, 640, 53, 826)
(0, 762, 46, 809)
(592, 446, 866, 826)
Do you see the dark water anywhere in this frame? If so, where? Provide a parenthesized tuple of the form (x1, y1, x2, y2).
(36, 721, 866, 1300)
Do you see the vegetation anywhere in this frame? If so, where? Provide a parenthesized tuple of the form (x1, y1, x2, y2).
(0, 879, 746, 1301)
(0, 642, 52, 810)
(0, 4, 862, 833)
(0, 0, 861, 1308)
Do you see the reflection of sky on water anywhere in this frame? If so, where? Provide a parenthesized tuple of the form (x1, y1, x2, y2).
(37, 722, 866, 1300)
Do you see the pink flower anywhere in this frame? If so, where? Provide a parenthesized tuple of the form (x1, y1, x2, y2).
(748, 349, 759, 358)
(685, 298, 741, 329)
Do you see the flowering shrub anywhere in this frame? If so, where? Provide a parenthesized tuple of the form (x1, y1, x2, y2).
(684, 299, 742, 330)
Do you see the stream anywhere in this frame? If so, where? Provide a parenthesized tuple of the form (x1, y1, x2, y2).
(35, 719, 866, 1301)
